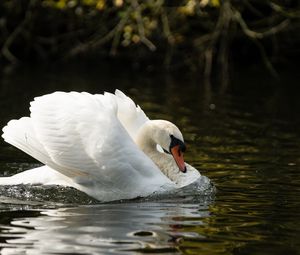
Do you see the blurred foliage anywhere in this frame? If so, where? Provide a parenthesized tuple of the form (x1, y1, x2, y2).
(0, 0, 299, 81)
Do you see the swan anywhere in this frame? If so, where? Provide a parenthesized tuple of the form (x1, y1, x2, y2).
(1, 90, 201, 202)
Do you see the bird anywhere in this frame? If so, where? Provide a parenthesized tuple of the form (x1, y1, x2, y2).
(1, 90, 201, 202)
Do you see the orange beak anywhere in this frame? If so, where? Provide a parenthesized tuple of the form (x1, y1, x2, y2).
(171, 145, 187, 173)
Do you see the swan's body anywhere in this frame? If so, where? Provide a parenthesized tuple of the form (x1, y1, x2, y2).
(1, 90, 201, 201)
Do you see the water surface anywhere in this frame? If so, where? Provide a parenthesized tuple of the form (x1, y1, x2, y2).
(0, 66, 299, 254)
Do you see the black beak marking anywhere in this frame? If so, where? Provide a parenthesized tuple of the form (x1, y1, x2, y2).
(169, 135, 186, 153)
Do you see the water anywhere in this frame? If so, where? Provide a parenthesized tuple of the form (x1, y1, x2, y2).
(0, 65, 299, 254)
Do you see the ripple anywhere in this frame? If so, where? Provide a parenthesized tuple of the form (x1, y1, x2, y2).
(0, 174, 215, 206)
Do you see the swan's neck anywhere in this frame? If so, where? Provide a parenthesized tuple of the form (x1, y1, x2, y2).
(135, 121, 180, 182)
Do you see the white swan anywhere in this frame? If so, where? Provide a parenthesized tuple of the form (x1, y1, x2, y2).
(1, 90, 201, 201)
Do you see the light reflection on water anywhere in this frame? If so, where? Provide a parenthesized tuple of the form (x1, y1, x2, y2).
(0, 66, 300, 254)
(0, 203, 211, 254)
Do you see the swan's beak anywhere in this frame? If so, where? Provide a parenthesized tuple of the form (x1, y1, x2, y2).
(171, 145, 187, 173)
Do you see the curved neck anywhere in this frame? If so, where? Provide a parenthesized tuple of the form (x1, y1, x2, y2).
(135, 121, 179, 182)
(135, 121, 156, 155)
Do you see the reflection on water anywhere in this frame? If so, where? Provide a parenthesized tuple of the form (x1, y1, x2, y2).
(0, 203, 213, 254)
(1, 203, 216, 254)
(0, 66, 300, 254)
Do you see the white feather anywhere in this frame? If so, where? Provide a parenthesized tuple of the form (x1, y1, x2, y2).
(1, 90, 200, 201)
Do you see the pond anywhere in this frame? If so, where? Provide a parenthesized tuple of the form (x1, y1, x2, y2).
(0, 65, 299, 254)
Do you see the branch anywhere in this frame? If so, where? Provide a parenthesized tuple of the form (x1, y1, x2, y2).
(270, 2, 300, 19)
(68, 8, 131, 57)
(130, 0, 156, 51)
(232, 8, 287, 79)
(234, 10, 290, 39)
(160, 8, 174, 44)
(198, 0, 233, 86)
(253, 39, 279, 79)
(1, 0, 37, 64)
(110, 9, 131, 55)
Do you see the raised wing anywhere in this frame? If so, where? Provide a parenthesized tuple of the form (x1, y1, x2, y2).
(113, 89, 149, 140)
(2, 91, 172, 200)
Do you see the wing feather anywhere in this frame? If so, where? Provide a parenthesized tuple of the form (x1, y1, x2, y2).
(113, 89, 149, 140)
(28, 92, 118, 177)
(2, 91, 171, 195)
(2, 91, 173, 200)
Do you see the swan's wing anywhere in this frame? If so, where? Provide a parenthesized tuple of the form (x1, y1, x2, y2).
(2, 117, 50, 165)
(2, 92, 172, 200)
(112, 89, 149, 140)
(112, 91, 165, 152)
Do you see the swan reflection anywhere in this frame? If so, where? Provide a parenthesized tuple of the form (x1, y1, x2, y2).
(0, 202, 212, 254)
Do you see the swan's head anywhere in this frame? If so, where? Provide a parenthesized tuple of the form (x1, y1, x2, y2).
(151, 120, 187, 173)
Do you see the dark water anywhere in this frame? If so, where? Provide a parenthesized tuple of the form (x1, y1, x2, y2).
(0, 66, 299, 254)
